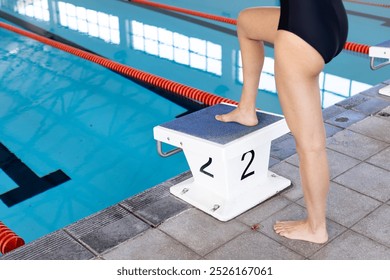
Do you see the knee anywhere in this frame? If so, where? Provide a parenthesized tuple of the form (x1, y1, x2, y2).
(295, 135, 327, 157)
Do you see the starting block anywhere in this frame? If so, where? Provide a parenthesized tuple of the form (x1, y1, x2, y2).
(153, 103, 291, 221)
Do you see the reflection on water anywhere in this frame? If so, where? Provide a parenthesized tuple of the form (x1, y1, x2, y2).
(130, 20, 222, 76)
(14, 0, 49, 21)
(58, 1, 120, 44)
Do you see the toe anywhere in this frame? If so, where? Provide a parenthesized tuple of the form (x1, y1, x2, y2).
(274, 226, 283, 234)
(215, 115, 223, 121)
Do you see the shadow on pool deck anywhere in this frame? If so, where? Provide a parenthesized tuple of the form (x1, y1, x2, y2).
(1, 81, 390, 260)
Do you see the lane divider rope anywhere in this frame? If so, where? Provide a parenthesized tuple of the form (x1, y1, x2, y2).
(343, 0, 390, 8)
(130, 0, 372, 55)
(131, 0, 237, 25)
(344, 41, 370, 54)
(0, 221, 25, 254)
(0, 21, 237, 107)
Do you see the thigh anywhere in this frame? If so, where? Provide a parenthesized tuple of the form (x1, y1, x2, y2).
(237, 7, 280, 44)
(274, 30, 326, 150)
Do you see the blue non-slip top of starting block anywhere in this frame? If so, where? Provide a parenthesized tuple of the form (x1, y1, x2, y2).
(159, 104, 283, 145)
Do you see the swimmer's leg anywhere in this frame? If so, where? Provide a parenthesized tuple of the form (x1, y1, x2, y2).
(215, 7, 280, 126)
(273, 30, 329, 244)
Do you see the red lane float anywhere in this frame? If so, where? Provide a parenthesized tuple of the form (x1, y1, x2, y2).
(0, 221, 25, 254)
(131, 0, 237, 25)
(343, 0, 390, 8)
(130, 0, 373, 54)
(344, 41, 370, 55)
(0, 21, 237, 107)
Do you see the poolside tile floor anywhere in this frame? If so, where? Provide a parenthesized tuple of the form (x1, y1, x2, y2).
(1, 81, 389, 260)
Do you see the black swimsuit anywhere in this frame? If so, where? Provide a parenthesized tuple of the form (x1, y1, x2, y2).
(278, 0, 349, 63)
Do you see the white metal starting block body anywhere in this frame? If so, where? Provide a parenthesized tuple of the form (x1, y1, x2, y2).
(153, 103, 291, 221)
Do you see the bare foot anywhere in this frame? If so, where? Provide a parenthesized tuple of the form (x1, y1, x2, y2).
(273, 220, 328, 244)
(215, 107, 258, 126)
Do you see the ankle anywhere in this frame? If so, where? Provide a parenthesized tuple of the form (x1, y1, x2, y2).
(237, 104, 256, 113)
(307, 220, 327, 234)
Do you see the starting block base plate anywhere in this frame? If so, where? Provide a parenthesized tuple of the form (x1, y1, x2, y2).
(379, 84, 390, 97)
(170, 171, 291, 221)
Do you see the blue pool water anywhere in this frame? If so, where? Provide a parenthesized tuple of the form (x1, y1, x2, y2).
(0, 0, 389, 245)
(0, 18, 189, 244)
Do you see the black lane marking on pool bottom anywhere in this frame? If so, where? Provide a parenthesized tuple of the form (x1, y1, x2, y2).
(0, 143, 71, 207)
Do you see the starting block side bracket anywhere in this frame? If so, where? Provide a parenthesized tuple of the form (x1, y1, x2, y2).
(369, 40, 390, 70)
(369, 40, 390, 97)
(156, 141, 182, 157)
(153, 103, 292, 221)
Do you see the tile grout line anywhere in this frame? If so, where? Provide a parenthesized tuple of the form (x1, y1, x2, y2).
(62, 228, 100, 259)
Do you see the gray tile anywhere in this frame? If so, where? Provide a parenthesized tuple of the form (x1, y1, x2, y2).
(349, 116, 390, 143)
(259, 204, 347, 258)
(66, 205, 133, 237)
(322, 105, 347, 121)
(285, 153, 299, 167)
(311, 230, 390, 259)
(286, 148, 362, 179)
(80, 214, 150, 254)
(205, 231, 304, 260)
(376, 106, 390, 122)
(237, 196, 292, 226)
(327, 183, 381, 227)
(352, 204, 390, 247)
(297, 182, 381, 228)
(326, 149, 361, 179)
(325, 110, 367, 129)
(361, 83, 390, 102)
(269, 156, 281, 168)
(0, 230, 94, 260)
(326, 129, 388, 160)
(336, 94, 371, 110)
(102, 229, 200, 260)
(169, 171, 193, 186)
(133, 195, 191, 227)
(271, 134, 296, 160)
(358, 84, 385, 98)
(120, 171, 192, 212)
(333, 162, 390, 202)
(159, 208, 247, 256)
(270, 162, 303, 201)
(354, 98, 390, 116)
(324, 123, 343, 138)
(366, 146, 390, 171)
(273, 133, 292, 144)
(120, 181, 172, 212)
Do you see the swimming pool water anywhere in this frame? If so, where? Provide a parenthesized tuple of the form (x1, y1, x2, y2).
(0, 0, 389, 245)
